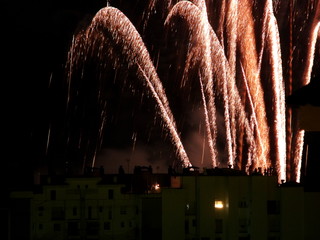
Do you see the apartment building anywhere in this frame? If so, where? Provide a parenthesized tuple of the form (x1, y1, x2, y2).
(10, 167, 320, 240)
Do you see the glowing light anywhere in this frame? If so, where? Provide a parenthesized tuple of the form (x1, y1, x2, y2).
(151, 183, 161, 192)
(214, 200, 224, 209)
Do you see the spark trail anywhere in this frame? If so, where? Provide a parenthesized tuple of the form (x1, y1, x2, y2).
(68, 7, 191, 168)
(64, 0, 320, 183)
(166, 1, 218, 167)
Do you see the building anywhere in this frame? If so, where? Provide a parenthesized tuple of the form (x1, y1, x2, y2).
(162, 174, 320, 240)
(10, 167, 320, 240)
(286, 79, 320, 191)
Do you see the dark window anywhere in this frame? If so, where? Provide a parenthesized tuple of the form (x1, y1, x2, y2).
(88, 206, 92, 219)
(120, 221, 125, 228)
(267, 200, 280, 215)
(267, 236, 280, 240)
(108, 209, 112, 220)
(239, 218, 248, 233)
(120, 206, 127, 215)
(73, 207, 77, 216)
(53, 223, 61, 232)
(51, 207, 65, 220)
(104, 221, 111, 230)
(185, 202, 196, 215)
(239, 237, 251, 240)
(239, 200, 248, 208)
(185, 220, 189, 234)
(99, 206, 103, 213)
(215, 219, 223, 233)
(39, 224, 43, 230)
(86, 222, 99, 236)
(68, 222, 79, 236)
(108, 189, 114, 200)
(192, 218, 197, 227)
(268, 217, 280, 232)
(38, 206, 44, 216)
(50, 190, 56, 200)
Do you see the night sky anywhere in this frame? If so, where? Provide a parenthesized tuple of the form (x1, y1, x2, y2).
(3, 0, 111, 187)
(3, 0, 177, 189)
(3, 0, 320, 193)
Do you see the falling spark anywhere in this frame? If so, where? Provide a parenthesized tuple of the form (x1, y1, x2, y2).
(199, 76, 216, 167)
(64, 1, 319, 182)
(45, 124, 51, 156)
(265, 0, 287, 181)
(166, 1, 218, 166)
(137, 64, 191, 167)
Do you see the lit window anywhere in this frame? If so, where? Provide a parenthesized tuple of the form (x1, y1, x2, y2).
(214, 200, 224, 209)
(155, 183, 160, 190)
(151, 183, 161, 192)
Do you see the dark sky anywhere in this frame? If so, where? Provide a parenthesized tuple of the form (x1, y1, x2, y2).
(3, 0, 176, 187)
(3, 0, 122, 186)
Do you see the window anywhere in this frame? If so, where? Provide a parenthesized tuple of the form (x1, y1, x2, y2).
(51, 207, 65, 220)
(120, 206, 127, 215)
(268, 217, 280, 232)
(239, 218, 248, 233)
(239, 200, 248, 208)
(185, 220, 189, 234)
(214, 201, 224, 209)
(72, 207, 77, 216)
(120, 221, 125, 228)
(185, 202, 196, 215)
(192, 218, 197, 227)
(68, 222, 79, 236)
(108, 189, 114, 200)
(215, 219, 223, 233)
(267, 200, 280, 215)
(88, 206, 92, 219)
(239, 237, 250, 240)
(99, 206, 103, 213)
(38, 206, 44, 216)
(104, 221, 111, 230)
(50, 190, 56, 200)
(39, 224, 43, 230)
(53, 223, 61, 232)
(108, 208, 112, 220)
(267, 236, 280, 240)
(86, 222, 99, 236)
